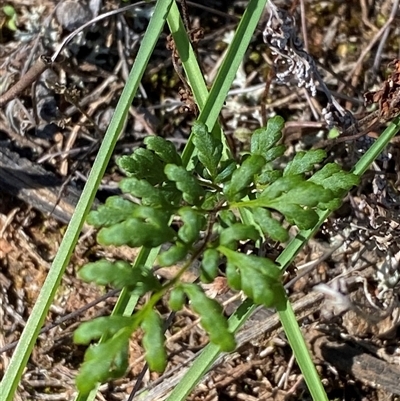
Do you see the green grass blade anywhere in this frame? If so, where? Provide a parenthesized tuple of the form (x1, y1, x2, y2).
(352, 117, 400, 176)
(199, 0, 268, 130)
(0, 2, 173, 401)
(166, 1, 230, 166)
(167, 2, 209, 109)
(179, 0, 269, 165)
(276, 294, 329, 400)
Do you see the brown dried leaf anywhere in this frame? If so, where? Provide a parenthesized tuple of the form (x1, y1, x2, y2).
(364, 59, 400, 120)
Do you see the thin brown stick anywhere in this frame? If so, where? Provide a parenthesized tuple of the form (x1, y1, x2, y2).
(299, 0, 309, 54)
(180, 0, 191, 32)
(313, 110, 381, 149)
(0, 56, 51, 108)
(372, 0, 399, 76)
(0, 288, 120, 354)
(338, 0, 399, 93)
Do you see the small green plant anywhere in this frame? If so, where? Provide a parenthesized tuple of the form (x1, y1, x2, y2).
(74, 116, 358, 394)
(1, 5, 17, 31)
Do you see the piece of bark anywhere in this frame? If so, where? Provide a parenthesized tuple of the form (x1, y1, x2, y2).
(0, 145, 89, 226)
(309, 329, 400, 395)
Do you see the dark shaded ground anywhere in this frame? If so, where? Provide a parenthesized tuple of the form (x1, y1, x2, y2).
(1, 1, 400, 400)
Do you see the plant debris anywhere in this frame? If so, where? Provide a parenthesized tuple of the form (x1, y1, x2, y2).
(1, 0, 400, 400)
